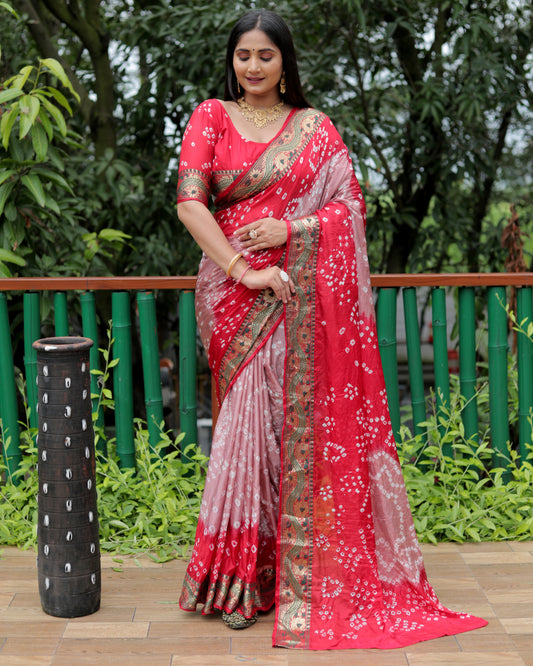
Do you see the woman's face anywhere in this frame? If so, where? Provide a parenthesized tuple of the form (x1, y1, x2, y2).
(233, 28, 283, 104)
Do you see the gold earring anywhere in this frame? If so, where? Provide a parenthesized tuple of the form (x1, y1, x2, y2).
(237, 81, 241, 95)
(280, 72, 286, 95)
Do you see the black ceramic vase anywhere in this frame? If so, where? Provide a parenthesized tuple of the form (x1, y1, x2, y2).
(33, 336, 101, 618)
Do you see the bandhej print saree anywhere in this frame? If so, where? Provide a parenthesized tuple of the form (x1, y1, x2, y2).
(177, 99, 487, 649)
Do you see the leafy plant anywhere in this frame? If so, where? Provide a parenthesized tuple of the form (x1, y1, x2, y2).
(97, 428, 206, 561)
(0, 364, 208, 561)
(399, 386, 533, 544)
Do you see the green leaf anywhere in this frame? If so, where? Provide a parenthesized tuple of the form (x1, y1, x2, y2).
(21, 173, 46, 207)
(37, 107, 54, 142)
(42, 87, 73, 115)
(0, 180, 15, 216)
(0, 1, 20, 18)
(0, 169, 16, 187)
(32, 167, 73, 193)
(0, 248, 26, 267)
(0, 263, 12, 278)
(39, 97, 67, 136)
(31, 122, 48, 162)
(10, 65, 34, 91)
(0, 102, 19, 150)
(39, 58, 80, 102)
(18, 94, 40, 139)
(0, 88, 24, 104)
(99, 229, 132, 242)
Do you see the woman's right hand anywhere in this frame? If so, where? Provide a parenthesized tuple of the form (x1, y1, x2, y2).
(240, 266, 295, 304)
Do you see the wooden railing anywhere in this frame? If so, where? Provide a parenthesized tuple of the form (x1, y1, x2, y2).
(1, 274, 532, 483)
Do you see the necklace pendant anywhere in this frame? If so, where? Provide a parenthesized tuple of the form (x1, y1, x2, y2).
(238, 97, 284, 129)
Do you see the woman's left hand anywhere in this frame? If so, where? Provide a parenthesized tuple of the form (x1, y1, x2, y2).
(235, 217, 288, 251)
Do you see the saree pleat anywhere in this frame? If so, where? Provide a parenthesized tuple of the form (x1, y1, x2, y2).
(180, 324, 285, 617)
(177, 99, 487, 649)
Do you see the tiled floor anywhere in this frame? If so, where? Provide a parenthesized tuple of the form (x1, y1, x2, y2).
(1, 541, 532, 665)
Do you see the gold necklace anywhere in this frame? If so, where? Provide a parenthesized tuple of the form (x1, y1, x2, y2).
(238, 97, 285, 129)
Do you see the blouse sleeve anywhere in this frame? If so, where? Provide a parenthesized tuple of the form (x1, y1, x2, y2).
(176, 100, 221, 206)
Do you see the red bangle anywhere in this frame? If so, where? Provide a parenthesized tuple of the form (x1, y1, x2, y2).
(236, 265, 250, 284)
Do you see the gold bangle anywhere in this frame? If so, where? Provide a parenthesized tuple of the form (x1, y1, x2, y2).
(226, 253, 243, 277)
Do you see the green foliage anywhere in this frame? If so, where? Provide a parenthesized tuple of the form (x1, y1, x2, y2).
(3, 0, 531, 278)
(0, 425, 207, 561)
(0, 53, 130, 278)
(96, 430, 206, 561)
(0, 341, 208, 561)
(399, 388, 533, 544)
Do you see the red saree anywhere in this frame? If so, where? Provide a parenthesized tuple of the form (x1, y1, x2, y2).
(177, 99, 487, 649)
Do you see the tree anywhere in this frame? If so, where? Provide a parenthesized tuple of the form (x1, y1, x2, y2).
(280, 0, 533, 273)
(1, 0, 532, 277)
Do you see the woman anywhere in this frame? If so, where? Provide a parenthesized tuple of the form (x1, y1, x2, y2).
(177, 9, 487, 650)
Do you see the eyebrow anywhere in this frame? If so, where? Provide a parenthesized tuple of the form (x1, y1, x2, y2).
(235, 47, 277, 54)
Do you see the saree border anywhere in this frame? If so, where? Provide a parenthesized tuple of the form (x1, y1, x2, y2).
(216, 108, 325, 209)
(217, 287, 284, 403)
(274, 214, 320, 649)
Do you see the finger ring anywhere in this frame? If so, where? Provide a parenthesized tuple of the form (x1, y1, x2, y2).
(280, 270, 289, 283)
(249, 229, 258, 240)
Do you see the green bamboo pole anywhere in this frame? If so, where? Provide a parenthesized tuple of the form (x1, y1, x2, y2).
(432, 287, 452, 458)
(112, 292, 136, 469)
(403, 288, 427, 443)
(53, 292, 69, 336)
(487, 286, 510, 479)
(376, 287, 401, 441)
(516, 286, 533, 463)
(458, 287, 479, 443)
(23, 292, 40, 432)
(137, 291, 165, 457)
(0, 293, 21, 483)
(179, 290, 197, 455)
(80, 291, 106, 457)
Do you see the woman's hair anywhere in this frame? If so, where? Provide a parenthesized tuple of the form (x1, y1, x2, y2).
(223, 10, 311, 108)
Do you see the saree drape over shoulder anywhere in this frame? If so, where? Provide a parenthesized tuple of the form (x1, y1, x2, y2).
(176, 99, 487, 650)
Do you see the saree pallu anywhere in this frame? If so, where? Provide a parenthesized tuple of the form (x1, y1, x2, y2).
(178, 103, 487, 649)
